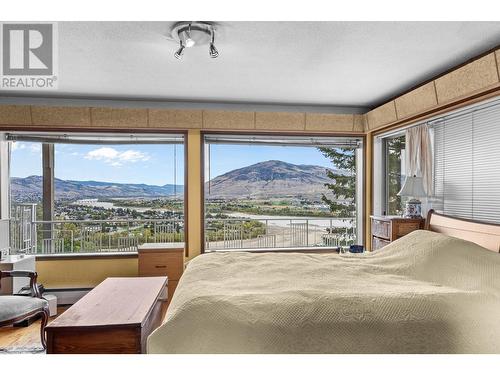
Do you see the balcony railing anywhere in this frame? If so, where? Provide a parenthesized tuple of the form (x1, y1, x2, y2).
(9, 204, 356, 255)
(205, 217, 356, 251)
(10, 216, 184, 255)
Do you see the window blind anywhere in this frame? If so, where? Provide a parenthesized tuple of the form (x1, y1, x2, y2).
(204, 134, 362, 148)
(433, 101, 500, 224)
(5, 132, 184, 145)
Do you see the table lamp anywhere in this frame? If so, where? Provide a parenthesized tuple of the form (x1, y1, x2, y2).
(397, 175, 427, 218)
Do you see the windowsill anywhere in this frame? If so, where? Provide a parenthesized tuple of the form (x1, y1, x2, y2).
(205, 246, 343, 253)
(35, 252, 138, 261)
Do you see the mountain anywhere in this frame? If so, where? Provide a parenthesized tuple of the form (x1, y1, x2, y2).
(11, 160, 347, 202)
(205, 160, 346, 199)
(10, 175, 184, 201)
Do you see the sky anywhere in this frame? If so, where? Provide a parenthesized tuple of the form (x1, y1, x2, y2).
(207, 144, 333, 181)
(10, 141, 334, 186)
(10, 142, 184, 186)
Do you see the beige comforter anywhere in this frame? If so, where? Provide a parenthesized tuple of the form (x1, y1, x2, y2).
(148, 230, 500, 353)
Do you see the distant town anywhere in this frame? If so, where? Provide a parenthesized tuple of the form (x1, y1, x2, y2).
(10, 160, 357, 252)
(54, 198, 184, 222)
(12, 160, 354, 221)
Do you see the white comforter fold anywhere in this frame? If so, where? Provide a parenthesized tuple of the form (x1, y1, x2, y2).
(148, 230, 500, 353)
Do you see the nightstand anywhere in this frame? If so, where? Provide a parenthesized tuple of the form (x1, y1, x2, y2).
(370, 216, 425, 250)
(138, 243, 185, 307)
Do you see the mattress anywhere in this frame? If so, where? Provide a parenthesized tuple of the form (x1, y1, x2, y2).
(147, 230, 500, 353)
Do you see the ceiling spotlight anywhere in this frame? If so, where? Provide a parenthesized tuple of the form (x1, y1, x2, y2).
(209, 43, 219, 58)
(170, 21, 221, 60)
(209, 28, 219, 58)
(184, 24, 195, 47)
(174, 41, 185, 59)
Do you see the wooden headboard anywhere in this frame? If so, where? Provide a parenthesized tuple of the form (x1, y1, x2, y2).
(425, 210, 500, 253)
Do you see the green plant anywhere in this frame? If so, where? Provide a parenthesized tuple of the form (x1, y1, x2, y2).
(317, 147, 356, 217)
(386, 136, 406, 215)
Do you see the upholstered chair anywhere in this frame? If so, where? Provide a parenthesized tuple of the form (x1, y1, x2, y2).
(0, 270, 49, 349)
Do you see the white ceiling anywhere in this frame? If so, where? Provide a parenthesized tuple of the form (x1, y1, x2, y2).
(2, 21, 500, 110)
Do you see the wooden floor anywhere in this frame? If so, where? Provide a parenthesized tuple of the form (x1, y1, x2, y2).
(1, 304, 169, 352)
(0, 307, 67, 350)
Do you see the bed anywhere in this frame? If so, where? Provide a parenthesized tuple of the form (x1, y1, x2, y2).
(147, 210, 500, 353)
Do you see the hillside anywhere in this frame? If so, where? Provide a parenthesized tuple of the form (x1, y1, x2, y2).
(11, 160, 347, 202)
(205, 160, 346, 199)
(10, 175, 184, 202)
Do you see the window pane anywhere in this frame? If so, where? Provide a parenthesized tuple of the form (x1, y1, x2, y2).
(10, 141, 43, 220)
(433, 103, 500, 223)
(9, 135, 185, 254)
(204, 135, 363, 251)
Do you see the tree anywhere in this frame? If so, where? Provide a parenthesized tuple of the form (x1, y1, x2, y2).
(317, 147, 356, 218)
(386, 136, 406, 215)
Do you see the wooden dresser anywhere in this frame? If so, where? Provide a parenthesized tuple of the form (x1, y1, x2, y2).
(138, 243, 184, 305)
(370, 216, 425, 250)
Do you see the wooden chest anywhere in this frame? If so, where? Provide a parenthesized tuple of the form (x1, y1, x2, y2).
(46, 277, 167, 354)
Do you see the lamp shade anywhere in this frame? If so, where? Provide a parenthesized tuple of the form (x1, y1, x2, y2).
(397, 175, 427, 198)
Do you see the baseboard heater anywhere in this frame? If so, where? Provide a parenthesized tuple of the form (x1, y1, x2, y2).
(44, 287, 92, 305)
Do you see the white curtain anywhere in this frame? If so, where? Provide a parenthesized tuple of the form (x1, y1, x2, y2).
(405, 124, 434, 196)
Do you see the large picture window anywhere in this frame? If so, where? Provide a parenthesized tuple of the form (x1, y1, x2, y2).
(8, 132, 185, 254)
(203, 134, 364, 251)
(432, 101, 500, 223)
(375, 97, 500, 224)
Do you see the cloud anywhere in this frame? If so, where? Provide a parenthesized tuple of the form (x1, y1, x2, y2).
(11, 142, 45, 153)
(29, 144, 41, 153)
(11, 142, 25, 151)
(84, 147, 150, 167)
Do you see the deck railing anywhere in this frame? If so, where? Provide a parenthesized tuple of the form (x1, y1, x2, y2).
(10, 216, 184, 255)
(205, 217, 356, 251)
(10, 205, 356, 254)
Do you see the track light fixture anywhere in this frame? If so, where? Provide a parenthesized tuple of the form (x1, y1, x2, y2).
(171, 21, 220, 60)
(174, 41, 185, 59)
